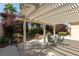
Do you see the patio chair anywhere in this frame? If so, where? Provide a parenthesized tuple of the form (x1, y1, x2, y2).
(47, 35, 57, 46)
(58, 36, 64, 42)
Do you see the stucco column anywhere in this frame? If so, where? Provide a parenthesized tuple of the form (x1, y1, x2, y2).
(43, 24, 46, 44)
(53, 25, 56, 37)
(23, 20, 26, 50)
(70, 24, 71, 36)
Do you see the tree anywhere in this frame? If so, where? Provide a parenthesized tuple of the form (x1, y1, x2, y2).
(4, 3, 17, 12)
(1, 3, 17, 27)
(0, 3, 17, 44)
(46, 25, 53, 34)
(55, 24, 68, 34)
(46, 24, 69, 35)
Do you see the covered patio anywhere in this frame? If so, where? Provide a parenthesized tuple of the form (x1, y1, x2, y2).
(1, 3, 79, 56)
(15, 3, 79, 56)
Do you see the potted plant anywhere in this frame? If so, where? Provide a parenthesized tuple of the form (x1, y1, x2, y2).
(13, 33, 23, 43)
(35, 34, 39, 39)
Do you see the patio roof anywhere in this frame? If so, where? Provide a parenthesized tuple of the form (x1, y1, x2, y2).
(19, 3, 79, 25)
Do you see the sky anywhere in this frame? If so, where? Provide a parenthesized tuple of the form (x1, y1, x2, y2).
(0, 3, 20, 20)
(0, 3, 20, 13)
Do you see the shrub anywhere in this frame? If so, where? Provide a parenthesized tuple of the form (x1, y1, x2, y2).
(58, 32, 67, 36)
(0, 37, 9, 45)
(13, 33, 23, 38)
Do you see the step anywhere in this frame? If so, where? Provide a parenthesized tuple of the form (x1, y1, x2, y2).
(59, 44, 79, 52)
(47, 48, 65, 56)
(48, 46, 75, 56)
(57, 46, 79, 56)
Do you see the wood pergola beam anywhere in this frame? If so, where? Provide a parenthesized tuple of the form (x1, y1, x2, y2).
(16, 18, 51, 25)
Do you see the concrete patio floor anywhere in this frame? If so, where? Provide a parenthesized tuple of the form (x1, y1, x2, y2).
(0, 45, 20, 56)
(0, 38, 79, 56)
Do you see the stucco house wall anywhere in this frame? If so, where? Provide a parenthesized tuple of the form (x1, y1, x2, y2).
(65, 25, 79, 41)
(70, 25, 79, 41)
(0, 22, 3, 39)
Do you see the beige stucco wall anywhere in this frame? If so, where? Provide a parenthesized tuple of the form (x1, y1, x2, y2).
(0, 22, 3, 39)
(65, 25, 79, 41)
(71, 25, 79, 41)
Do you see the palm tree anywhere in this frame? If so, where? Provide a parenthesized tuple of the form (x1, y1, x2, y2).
(0, 3, 17, 44)
(3, 3, 17, 26)
(4, 3, 17, 13)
